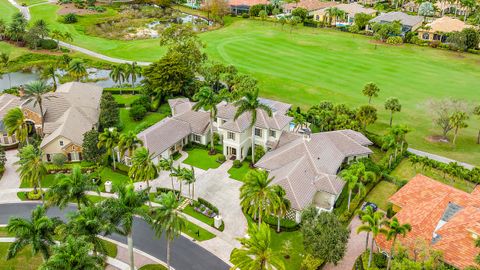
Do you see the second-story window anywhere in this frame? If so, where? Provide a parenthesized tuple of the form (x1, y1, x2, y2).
(255, 128, 262, 137)
(59, 140, 64, 146)
(227, 132, 235, 140)
(269, 130, 276, 137)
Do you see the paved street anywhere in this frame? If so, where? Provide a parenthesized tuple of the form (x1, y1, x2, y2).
(0, 203, 230, 270)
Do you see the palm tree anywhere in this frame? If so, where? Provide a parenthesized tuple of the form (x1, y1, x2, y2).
(128, 147, 157, 206)
(340, 168, 365, 211)
(50, 29, 63, 50)
(356, 208, 386, 268)
(385, 217, 412, 270)
(68, 58, 87, 82)
(170, 165, 184, 200)
(124, 62, 142, 88)
(109, 65, 126, 88)
(356, 205, 377, 252)
(46, 165, 99, 210)
(0, 52, 11, 88)
(40, 65, 58, 91)
(64, 205, 117, 256)
(240, 170, 281, 227)
(158, 157, 175, 191)
(193, 86, 223, 154)
(151, 191, 185, 270)
(118, 131, 143, 160)
(15, 145, 47, 200)
(231, 223, 285, 270)
(97, 128, 119, 170)
(181, 166, 196, 200)
(7, 205, 61, 261)
(62, 32, 73, 43)
(4, 107, 30, 144)
(22, 80, 51, 135)
(273, 185, 290, 233)
(234, 88, 272, 164)
(101, 183, 149, 270)
(40, 236, 103, 270)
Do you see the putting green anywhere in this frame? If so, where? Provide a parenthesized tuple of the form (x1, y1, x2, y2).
(17, 3, 480, 165)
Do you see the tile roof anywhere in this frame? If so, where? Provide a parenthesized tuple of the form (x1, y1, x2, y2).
(336, 3, 377, 16)
(369, 11, 423, 27)
(228, 0, 268, 7)
(284, 0, 338, 11)
(168, 98, 194, 116)
(256, 130, 372, 210)
(376, 174, 480, 269)
(424, 16, 473, 33)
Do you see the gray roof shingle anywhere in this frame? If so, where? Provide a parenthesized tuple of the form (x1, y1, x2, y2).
(369, 11, 423, 26)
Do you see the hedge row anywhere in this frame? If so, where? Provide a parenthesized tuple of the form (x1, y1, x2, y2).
(103, 87, 141, 95)
(198, 197, 219, 214)
(262, 214, 299, 231)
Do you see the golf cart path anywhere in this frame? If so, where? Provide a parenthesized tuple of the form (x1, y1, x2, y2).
(7, 0, 153, 66)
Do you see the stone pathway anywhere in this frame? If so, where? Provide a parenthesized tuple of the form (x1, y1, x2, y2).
(408, 148, 475, 170)
(0, 150, 21, 190)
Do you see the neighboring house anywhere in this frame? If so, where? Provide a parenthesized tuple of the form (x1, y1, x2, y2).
(402, 1, 418, 13)
(285, 0, 337, 15)
(31, 82, 103, 162)
(0, 94, 23, 148)
(435, 1, 467, 16)
(335, 3, 377, 25)
(376, 174, 480, 269)
(134, 98, 210, 164)
(255, 129, 373, 221)
(228, 0, 268, 14)
(215, 98, 292, 160)
(135, 97, 293, 163)
(418, 16, 473, 42)
(368, 12, 423, 33)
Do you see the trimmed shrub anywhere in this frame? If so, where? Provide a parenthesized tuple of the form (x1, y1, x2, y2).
(373, 253, 387, 268)
(131, 95, 151, 111)
(52, 153, 67, 167)
(198, 197, 219, 214)
(263, 214, 299, 231)
(39, 39, 58, 50)
(216, 154, 226, 163)
(26, 191, 42, 200)
(242, 13, 249, 18)
(63, 13, 78, 24)
(116, 162, 130, 173)
(386, 36, 403, 45)
(254, 146, 265, 162)
(129, 105, 147, 121)
(233, 160, 242, 168)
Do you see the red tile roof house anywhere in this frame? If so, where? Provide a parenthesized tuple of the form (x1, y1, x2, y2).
(376, 174, 480, 269)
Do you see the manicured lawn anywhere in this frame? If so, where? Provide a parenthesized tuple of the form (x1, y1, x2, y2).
(390, 159, 476, 192)
(100, 238, 118, 258)
(0, 226, 13, 237)
(227, 161, 253, 181)
(138, 264, 167, 270)
(19, 0, 48, 6)
(113, 94, 138, 106)
(0, 0, 18, 22)
(0, 242, 43, 269)
(182, 146, 223, 170)
(119, 108, 167, 134)
(270, 230, 305, 270)
(98, 167, 130, 192)
(26, 4, 480, 164)
(182, 219, 216, 241)
(20, 174, 58, 188)
(364, 181, 398, 210)
(370, 147, 386, 164)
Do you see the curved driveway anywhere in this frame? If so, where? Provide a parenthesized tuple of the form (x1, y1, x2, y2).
(0, 203, 230, 270)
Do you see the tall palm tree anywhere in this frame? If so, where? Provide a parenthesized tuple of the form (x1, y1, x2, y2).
(234, 89, 272, 164)
(240, 170, 281, 227)
(101, 183, 149, 270)
(40, 236, 103, 270)
(40, 65, 58, 91)
(231, 223, 285, 270)
(158, 157, 175, 191)
(124, 62, 142, 88)
(46, 165, 99, 210)
(181, 166, 196, 200)
(4, 107, 30, 144)
(193, 86, 223, 154)
(170, 165, 184, 200)
(6, 205, 61, 261)
(340, 168, 365, 211)
(356, 209, 386, 268)
(15, 145, 47, 199)
(273, 185, 290, 233)
(129, 147, 157, 206)
(22, 80, 51, 135)
(151, 191, 185, 270)
(356, 205, 376, 252)
(50, 29, 63, 50)
(97, 128, 119, 170)
(68, 58, 87, 82)
(64, 205, 117, 256)
(0, 52, 11, 88)
(385, 217, 412, 270)
(109, 65, 126, 88)
(118, 131, 143, 160)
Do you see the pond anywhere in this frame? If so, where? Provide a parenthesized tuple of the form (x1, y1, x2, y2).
(0, 68, 140, 91)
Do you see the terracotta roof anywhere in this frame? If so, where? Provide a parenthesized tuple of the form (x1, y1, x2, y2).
(376, 174, 480, 269)
(256, 130, 372, 210)
(424, 16, 473, 33)
(284, 0, 338, 11)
